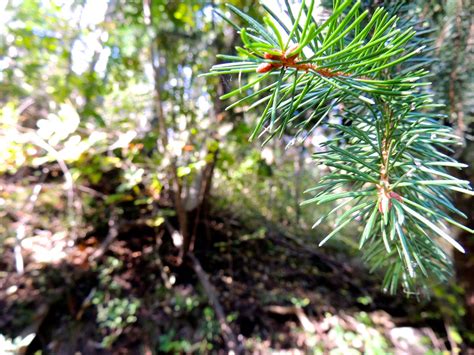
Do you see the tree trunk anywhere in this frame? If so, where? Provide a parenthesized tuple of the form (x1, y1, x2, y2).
(453, 140, 474, 332)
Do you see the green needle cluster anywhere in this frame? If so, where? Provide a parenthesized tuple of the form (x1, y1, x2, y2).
(204, 0, 473, 294)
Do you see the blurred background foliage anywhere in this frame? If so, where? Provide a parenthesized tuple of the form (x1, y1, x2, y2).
(0, 0, 472, 353)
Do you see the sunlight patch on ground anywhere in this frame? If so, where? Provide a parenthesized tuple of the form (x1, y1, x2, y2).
(21, 231, 69, 264)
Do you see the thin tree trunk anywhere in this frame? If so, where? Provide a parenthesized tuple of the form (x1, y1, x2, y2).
(449, 0, 474, 333)
(453, 143, 474, 332)
(147, 0, 189, 264)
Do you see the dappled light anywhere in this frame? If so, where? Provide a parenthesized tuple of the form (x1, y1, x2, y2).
(0, 0, 473, 353)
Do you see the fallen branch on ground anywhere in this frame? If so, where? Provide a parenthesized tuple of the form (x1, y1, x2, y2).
(188, 252, 242, 354)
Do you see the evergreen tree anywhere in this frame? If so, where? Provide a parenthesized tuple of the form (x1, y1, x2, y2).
(205, 0, 473, 294)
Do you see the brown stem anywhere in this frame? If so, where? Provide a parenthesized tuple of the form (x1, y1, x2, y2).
(377, 105, 394, 212)
(377, 104, 404, 212)
(187, 148, 219, 255)
(257, 47, 350, 77)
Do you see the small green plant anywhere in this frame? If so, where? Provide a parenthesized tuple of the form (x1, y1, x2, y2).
(158, 330, 193, 353)
(206, 0, 473, 294)
(91, 256, 140, 348)
(93, 294, 140, 348)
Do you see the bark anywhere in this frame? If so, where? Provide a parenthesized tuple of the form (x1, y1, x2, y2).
(453, 141, 474, 331)
(449, 0, 474, 333)
(147, 0, 189, 264)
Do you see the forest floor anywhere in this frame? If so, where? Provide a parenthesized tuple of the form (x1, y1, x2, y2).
(0, 175, 466, 354)
(0, 172, 470, 355)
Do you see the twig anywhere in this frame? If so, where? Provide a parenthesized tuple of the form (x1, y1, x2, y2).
(424, 327, 446, 352)
(13, 175, 46, 273)
(265, 305, 316, 333)
(28, 133, 77, 239)
(188, 252, 242, 354)
(89, 212, 119, 262)
(154, 229, 173, 289)
(188, 148, 218, 254)
(443, 317, 459, 355)
(77, 185, 106, 198)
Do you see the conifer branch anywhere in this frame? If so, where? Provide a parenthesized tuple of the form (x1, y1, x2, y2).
(205, 0, 473, 294)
